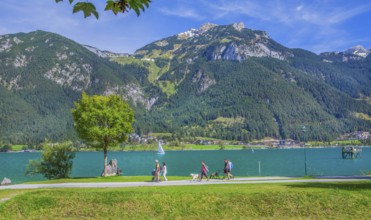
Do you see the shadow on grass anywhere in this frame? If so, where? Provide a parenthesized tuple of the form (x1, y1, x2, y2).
(285, 181, 371, 191)
(67, 177, 98, 180)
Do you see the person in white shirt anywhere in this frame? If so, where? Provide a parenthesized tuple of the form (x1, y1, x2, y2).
(162, 162, 168, 181)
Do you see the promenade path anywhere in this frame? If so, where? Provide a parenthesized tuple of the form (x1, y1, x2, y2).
(1, 176, 370, 190)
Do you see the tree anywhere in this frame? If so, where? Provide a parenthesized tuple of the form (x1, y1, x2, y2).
(0, 144, 12, 152)
(71, 92, 134, 176)
(55, 0, 151, 19)
(25, 142, 76, 179)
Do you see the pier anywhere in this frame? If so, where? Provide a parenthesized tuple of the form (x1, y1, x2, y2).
(342, 146, 362, 159)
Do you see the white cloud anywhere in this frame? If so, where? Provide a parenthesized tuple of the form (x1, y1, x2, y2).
(159, 7, 205, 20)
(296, 5, 304, 11)
(160, 0, 371, 27)
(326, 4, 371, 24)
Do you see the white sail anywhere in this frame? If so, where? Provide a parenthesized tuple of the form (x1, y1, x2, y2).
(158, 142, 165, 154)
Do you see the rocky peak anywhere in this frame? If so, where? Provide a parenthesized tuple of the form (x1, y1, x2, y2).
(345, 45, 370, 58)
(232, 22, 245, 31)
(199, 22, 218, 34)
(83, 45, 130, 58)
(320, 45, 370, 63)
(143, 22, 291, 62)
(177, 23, 218, 40)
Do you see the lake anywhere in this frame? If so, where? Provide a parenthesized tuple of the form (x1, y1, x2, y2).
(1, 147, 370, 184)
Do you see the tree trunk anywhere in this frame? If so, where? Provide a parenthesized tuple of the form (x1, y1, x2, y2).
(103, 146, 107, 177)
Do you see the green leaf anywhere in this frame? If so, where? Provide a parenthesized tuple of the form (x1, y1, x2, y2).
(127, 0, 151, 16)
(92, 10, 99, 19)
(105, 0, 115, 11)
(73, 2, 99, 19)
(55, 0, 74, 3)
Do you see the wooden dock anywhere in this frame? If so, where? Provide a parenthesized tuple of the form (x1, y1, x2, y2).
(342, 146, 362, 159)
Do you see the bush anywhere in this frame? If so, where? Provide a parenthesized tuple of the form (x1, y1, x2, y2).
(0, 144, 12, 152)
(25, 142, 76, 179)
(219, 142, 225, 150)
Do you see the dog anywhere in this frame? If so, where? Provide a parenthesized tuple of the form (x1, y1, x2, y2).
(209, 170, 220, 179)
(190, 173, 200, 181)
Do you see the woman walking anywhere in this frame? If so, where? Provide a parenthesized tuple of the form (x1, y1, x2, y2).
(200, 161, 209, 181)
(162, 162, 168, 181)
(154, 160, 160, 182)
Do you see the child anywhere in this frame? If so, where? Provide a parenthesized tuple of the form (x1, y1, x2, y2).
(162, 162, 167, 181)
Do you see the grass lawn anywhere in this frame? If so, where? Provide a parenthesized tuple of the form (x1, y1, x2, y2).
(10, 145, 26, 151)
(26, 176, 189, 184)
(0, 181, 370, 219)
(83, 144, 250, 152)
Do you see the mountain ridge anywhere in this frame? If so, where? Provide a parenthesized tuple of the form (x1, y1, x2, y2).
(0, 24, 370, 144)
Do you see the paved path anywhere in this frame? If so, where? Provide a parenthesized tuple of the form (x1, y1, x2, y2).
(1, 176, 370, 190)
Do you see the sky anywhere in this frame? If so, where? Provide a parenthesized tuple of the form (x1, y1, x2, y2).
(0, 0, 371, 54)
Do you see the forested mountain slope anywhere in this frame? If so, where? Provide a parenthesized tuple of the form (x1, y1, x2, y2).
(0, 30, 153, 143)
(115, 23, 371, 141)
(0, 23, 370, 143)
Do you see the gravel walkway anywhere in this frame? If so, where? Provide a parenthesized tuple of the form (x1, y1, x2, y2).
(1, 176, 370, 190)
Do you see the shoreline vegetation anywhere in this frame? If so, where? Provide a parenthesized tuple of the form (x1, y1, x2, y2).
(0, 179, 370, 219)
(2, 140, 369, 153)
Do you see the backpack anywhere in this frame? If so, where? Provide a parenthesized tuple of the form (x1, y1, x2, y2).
(229, 161, 233, 169)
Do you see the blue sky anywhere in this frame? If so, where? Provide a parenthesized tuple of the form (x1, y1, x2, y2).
(1, 0, 370, 54)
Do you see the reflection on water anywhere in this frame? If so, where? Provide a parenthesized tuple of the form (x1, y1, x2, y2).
(0, 147, 370, 184)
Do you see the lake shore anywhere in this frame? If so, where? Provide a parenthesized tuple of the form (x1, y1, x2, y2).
(3, 144, 370, 153)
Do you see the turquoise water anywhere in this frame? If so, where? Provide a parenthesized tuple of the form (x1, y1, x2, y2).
(1, 147, 370, 184)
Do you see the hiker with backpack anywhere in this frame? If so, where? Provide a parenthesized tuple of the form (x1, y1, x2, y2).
(228, 160, 234, 179)
(223, 159, 234, 180)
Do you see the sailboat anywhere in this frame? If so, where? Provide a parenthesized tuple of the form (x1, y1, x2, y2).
(157, 141, 165, 154)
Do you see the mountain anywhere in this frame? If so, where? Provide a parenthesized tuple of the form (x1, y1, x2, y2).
(345, 45, 370, 58)
(135, 22, 292, 62)
(320, 45, 371, 62)
(0, 24, 370, 144)
(0, 30, 154, 143)
(115, 22, 371, 141)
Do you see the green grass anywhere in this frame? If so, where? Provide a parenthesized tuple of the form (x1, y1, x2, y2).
(185, 144, 244, 150)
(79, 144, 249, 152)
(111, 55, 174, 96)
(354, 112, 371, 121)
(0, 181, 370, 219)
(11, 145, 26, 151)
(26, 176, 189, 184)
(159, 80, 176, 96)
(308, 140, 363, 146)
(212, 116, 245, 125)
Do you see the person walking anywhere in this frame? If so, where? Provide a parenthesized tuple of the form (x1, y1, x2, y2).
(223, 159, 230, 180)
(200, 160, 209, 181)
(228, 160, 234, 179)
(162, 162, 168, 181)
(154, 160, 160, 182)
